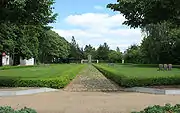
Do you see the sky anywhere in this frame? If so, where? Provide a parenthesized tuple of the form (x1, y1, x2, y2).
(50, 0, 143, 52)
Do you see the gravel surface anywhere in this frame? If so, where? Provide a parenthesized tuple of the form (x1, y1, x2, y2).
(64, 65, 120, 92)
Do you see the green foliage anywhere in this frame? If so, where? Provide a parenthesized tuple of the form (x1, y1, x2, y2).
(94, 64, 180, 87)
(132, 104, 180, 113)
(0, 106, 37, 113)
(124, 44, 143, 64)
(108, 50, 122, 63)
(84, 44, 96, 59)
(0, 0, 57, 25)
(141, 22, 180, 64)
(0, 65, 37, 70)
(68, 36, 83, 60)
(107, 0, 180, 65)
(96, 43, 110, 61)
(38, 30, 70, 63)
(0, 0, 59, 66)
(0, 64, 85, 88)
(107, 0, 180, 28)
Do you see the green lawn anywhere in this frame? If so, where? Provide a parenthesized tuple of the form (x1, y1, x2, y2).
(94, 64, 180, 87)
(0, 64, 86, 88)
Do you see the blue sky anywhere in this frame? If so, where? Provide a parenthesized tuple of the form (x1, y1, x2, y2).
(51, 0, 142, 52)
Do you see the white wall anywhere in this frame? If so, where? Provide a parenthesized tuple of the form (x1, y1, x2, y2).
(2, 55, 10, 66)
(26, 58, 34, 65)
(20, 58, 34, 66)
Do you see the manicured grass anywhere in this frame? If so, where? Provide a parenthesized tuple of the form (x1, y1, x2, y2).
(94, 64, 180, 87)
(0, 64, 86, 88)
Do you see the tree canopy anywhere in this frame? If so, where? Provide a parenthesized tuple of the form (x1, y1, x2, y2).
(107, 0, 180, 28)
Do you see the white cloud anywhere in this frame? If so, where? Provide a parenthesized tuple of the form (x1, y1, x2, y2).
(65, 13, 126, 29)
(54, 13, 142, 52)
(94, 5, 104, 10)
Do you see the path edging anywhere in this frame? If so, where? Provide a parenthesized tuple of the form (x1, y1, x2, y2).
(124, 87, 180, 95)
(0, 88, 58, 97)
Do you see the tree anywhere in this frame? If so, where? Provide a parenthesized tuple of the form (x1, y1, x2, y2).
(108, 50, 122, 63)
(0, 0, 57, 25)
(84, 44, 96, 59)
(0, 0, 57, 66)
(124, 44, 142, 64)
(38, 30, 70, 63)
(69, 36, 82, 62)
(107, 0, 180, 28)
(116, 47, 121, 53)
(96, 43, 110, 61)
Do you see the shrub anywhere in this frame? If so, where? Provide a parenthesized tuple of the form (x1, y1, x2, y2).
(0, 65, 37, 70)
(0, 76, 72, 89)
(132, 104, 180, 113)
(0, 106, 37, 113)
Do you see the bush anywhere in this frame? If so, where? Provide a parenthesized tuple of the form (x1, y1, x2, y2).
(0, 65, 37, 70)
(0, 76, 73, 89)
(0, 106, 37, 113)
(94, 64, 180, 87)
(132, 104, 180, 113)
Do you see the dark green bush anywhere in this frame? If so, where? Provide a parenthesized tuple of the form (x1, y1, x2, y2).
(132, 104, 180, 113)
(0, 106, 37, 113)
(94, 64, 180, 87)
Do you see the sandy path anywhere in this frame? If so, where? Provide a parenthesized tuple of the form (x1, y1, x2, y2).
(0, 90, 180, 113)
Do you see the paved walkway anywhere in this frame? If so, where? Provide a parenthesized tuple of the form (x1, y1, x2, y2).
(64, 65, 120, 92)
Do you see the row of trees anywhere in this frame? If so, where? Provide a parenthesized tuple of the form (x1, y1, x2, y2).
(68, 36, 122, 63)
(108, 0, 180, 64)
(0, 0, 71, 65)
(0, 0, 123, 65)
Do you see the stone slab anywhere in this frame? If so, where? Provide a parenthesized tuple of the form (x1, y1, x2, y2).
(124, 87, 180, 95)
(0, 88, 58, 97)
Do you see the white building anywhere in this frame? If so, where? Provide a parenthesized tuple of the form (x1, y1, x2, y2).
(2, 55, 34, 66)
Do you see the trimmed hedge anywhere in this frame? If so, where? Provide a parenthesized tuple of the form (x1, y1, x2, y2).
(132, 104, 180, 113)
(0, 65, 37, 70)
(0, 75, 75, 89)
(94, 64, 180, 87)
(0, 106, 37, 113)
(119, 63, 180, 68)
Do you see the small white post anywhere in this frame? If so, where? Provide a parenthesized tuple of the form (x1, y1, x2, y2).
(122, 60, 124, 64)
(97, 60, 99, 64)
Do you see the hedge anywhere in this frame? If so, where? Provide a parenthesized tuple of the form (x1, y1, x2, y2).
(132, 104, 180, 113)
(94, 64, 180, 87)
(0, 75, 74, 89)
(0, 106, 37, 113)
(119, 63, 180, 68)
(0, 65, 37, 70)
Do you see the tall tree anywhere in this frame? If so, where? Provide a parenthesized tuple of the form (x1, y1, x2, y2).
(96, 43, 110, 61)
(38, 30, 70, 63)
(84, 44, 96, 59)
(124, 44, 142, 64)
(69, 36, 82, 60)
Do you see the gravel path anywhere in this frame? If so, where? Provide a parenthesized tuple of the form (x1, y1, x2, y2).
(64, 65, 120, 92)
